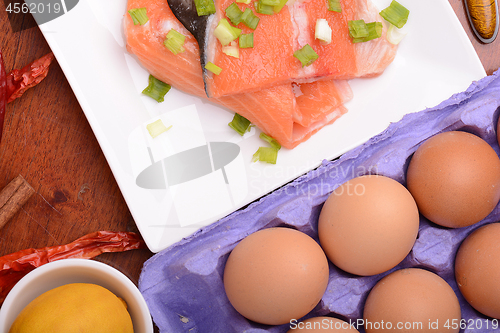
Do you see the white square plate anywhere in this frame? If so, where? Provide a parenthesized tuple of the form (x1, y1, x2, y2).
(37, 0, 485, 252)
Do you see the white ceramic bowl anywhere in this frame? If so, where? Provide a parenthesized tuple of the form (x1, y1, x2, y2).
(0, 258, 153, 333)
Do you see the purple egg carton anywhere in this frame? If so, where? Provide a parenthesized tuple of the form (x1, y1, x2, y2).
(139, 69, 500, 333)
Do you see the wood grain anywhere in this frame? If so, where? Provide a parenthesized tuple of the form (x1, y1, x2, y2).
(0, 7, 153, 285)
(0, 174, 35, 230)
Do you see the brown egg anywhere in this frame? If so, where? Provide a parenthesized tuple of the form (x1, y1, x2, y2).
(287, 317, 360, 332)
(223, 227, 329, 325)
(363, 268, 461, 333)
(406, 130, 500, 228)
(318, 175, 419, 276)
(455, 223, 500, 319)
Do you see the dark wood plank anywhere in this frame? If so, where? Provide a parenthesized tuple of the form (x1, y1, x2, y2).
(0, 4, 154, 286)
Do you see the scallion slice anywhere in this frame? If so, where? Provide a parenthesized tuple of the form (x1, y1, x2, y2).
(327, 0, 341, 12)
(255, 1, 274, 15)
(241, 8, 260, 29)
(146, 119, 172, 138)
(348, 20, 368, 39)
(259, 132, 281, 150)
(128, 8, 149, 25)
(273, 0, 288, 13)
(214, 18, 242, 46)
(252, 131, 281, 164)
(351, 21, 382, 43)
(293, 44, 318, 67)
(315, 19, 332, 44)
(228, 113, 252, 135)
(142, 75, 171, 102)
(386, 23, 407, 45)
(239, 33, 254, 48)
(236, 0, 251, 3)
(223, 41, 240, 58)
(379, 0, 409, 28)
(205, 62, 223, 75)
(261, 0, 280, 6)
(194, 0, 216, 16)
(164, 29, 186, 55)
(252, 147, 278, 164)
(226, 3, 243, 25)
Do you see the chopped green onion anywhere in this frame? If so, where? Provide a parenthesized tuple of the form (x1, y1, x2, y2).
(367, 22, 383, 40)
(293, 44, 318, 67)
(164, 29, 186, 55)
(259, 132, 281, 150)
(252, 147, 278, 164)
(241, 8, 260, 29)
(379, 0, 409, 28)
(194, 0, 216, 16)
(255, 0, 274, 15)
(226, 3, 243, 25)
(273, 0, 288, 13)
(327, 0, 341, 12)
(146, 119, 172, 138)
(348, 20, 369, 39)
(351, 21, 382, 43)
(315, 19, 332, 44)
(128, 8, 149, 25)
(261, 0, 280, 6)
(236, 0, 251, 3)
(386, 23, 407, 44)
(223, 41, 240, 58)
(214, 18, 242, 46)
(205, 62, 223, 75)
(142, 75, 171, 102)
(252, 132, 281, 164)
(239, 33, 254, 48)
(228, 113, 252, 135)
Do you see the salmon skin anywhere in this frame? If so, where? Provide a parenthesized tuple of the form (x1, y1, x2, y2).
(125, 0, 353, 149)
(168, 0, 397, 98)
(167, 0, 211, 83)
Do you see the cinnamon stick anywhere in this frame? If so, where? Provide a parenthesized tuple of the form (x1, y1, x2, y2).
(0, 174, 35, 230)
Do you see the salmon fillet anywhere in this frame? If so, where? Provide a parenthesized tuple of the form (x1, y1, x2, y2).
(345, 0, 398, 77)
(204, 0, 298, 97)
(290, 0, 358, 82)
(294, 80, 352, 128)
(195, 0, 396, 97)
(124, 0, 352, 149)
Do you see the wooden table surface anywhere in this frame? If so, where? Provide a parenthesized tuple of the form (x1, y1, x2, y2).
(0, 0, 498, 324)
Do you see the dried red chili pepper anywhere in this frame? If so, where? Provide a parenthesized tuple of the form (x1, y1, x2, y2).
(0, 231, 146, 305)
(0, 50, 7, 143)
(6, 52, 55, 103)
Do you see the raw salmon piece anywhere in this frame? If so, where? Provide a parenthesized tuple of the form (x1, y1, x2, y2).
(293, 0, 396, 81)
(345, 0, 398, 77)
(292, 105, 348, 144)
(125, 0, 297, 145)
(289, 0, 358, 81)
(293, 80, 353, 128)
(125, 0, 352, 148)
(170, 0, 395, 97)
(203, 0, 297, 97)
(126, 0, 206, 97)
